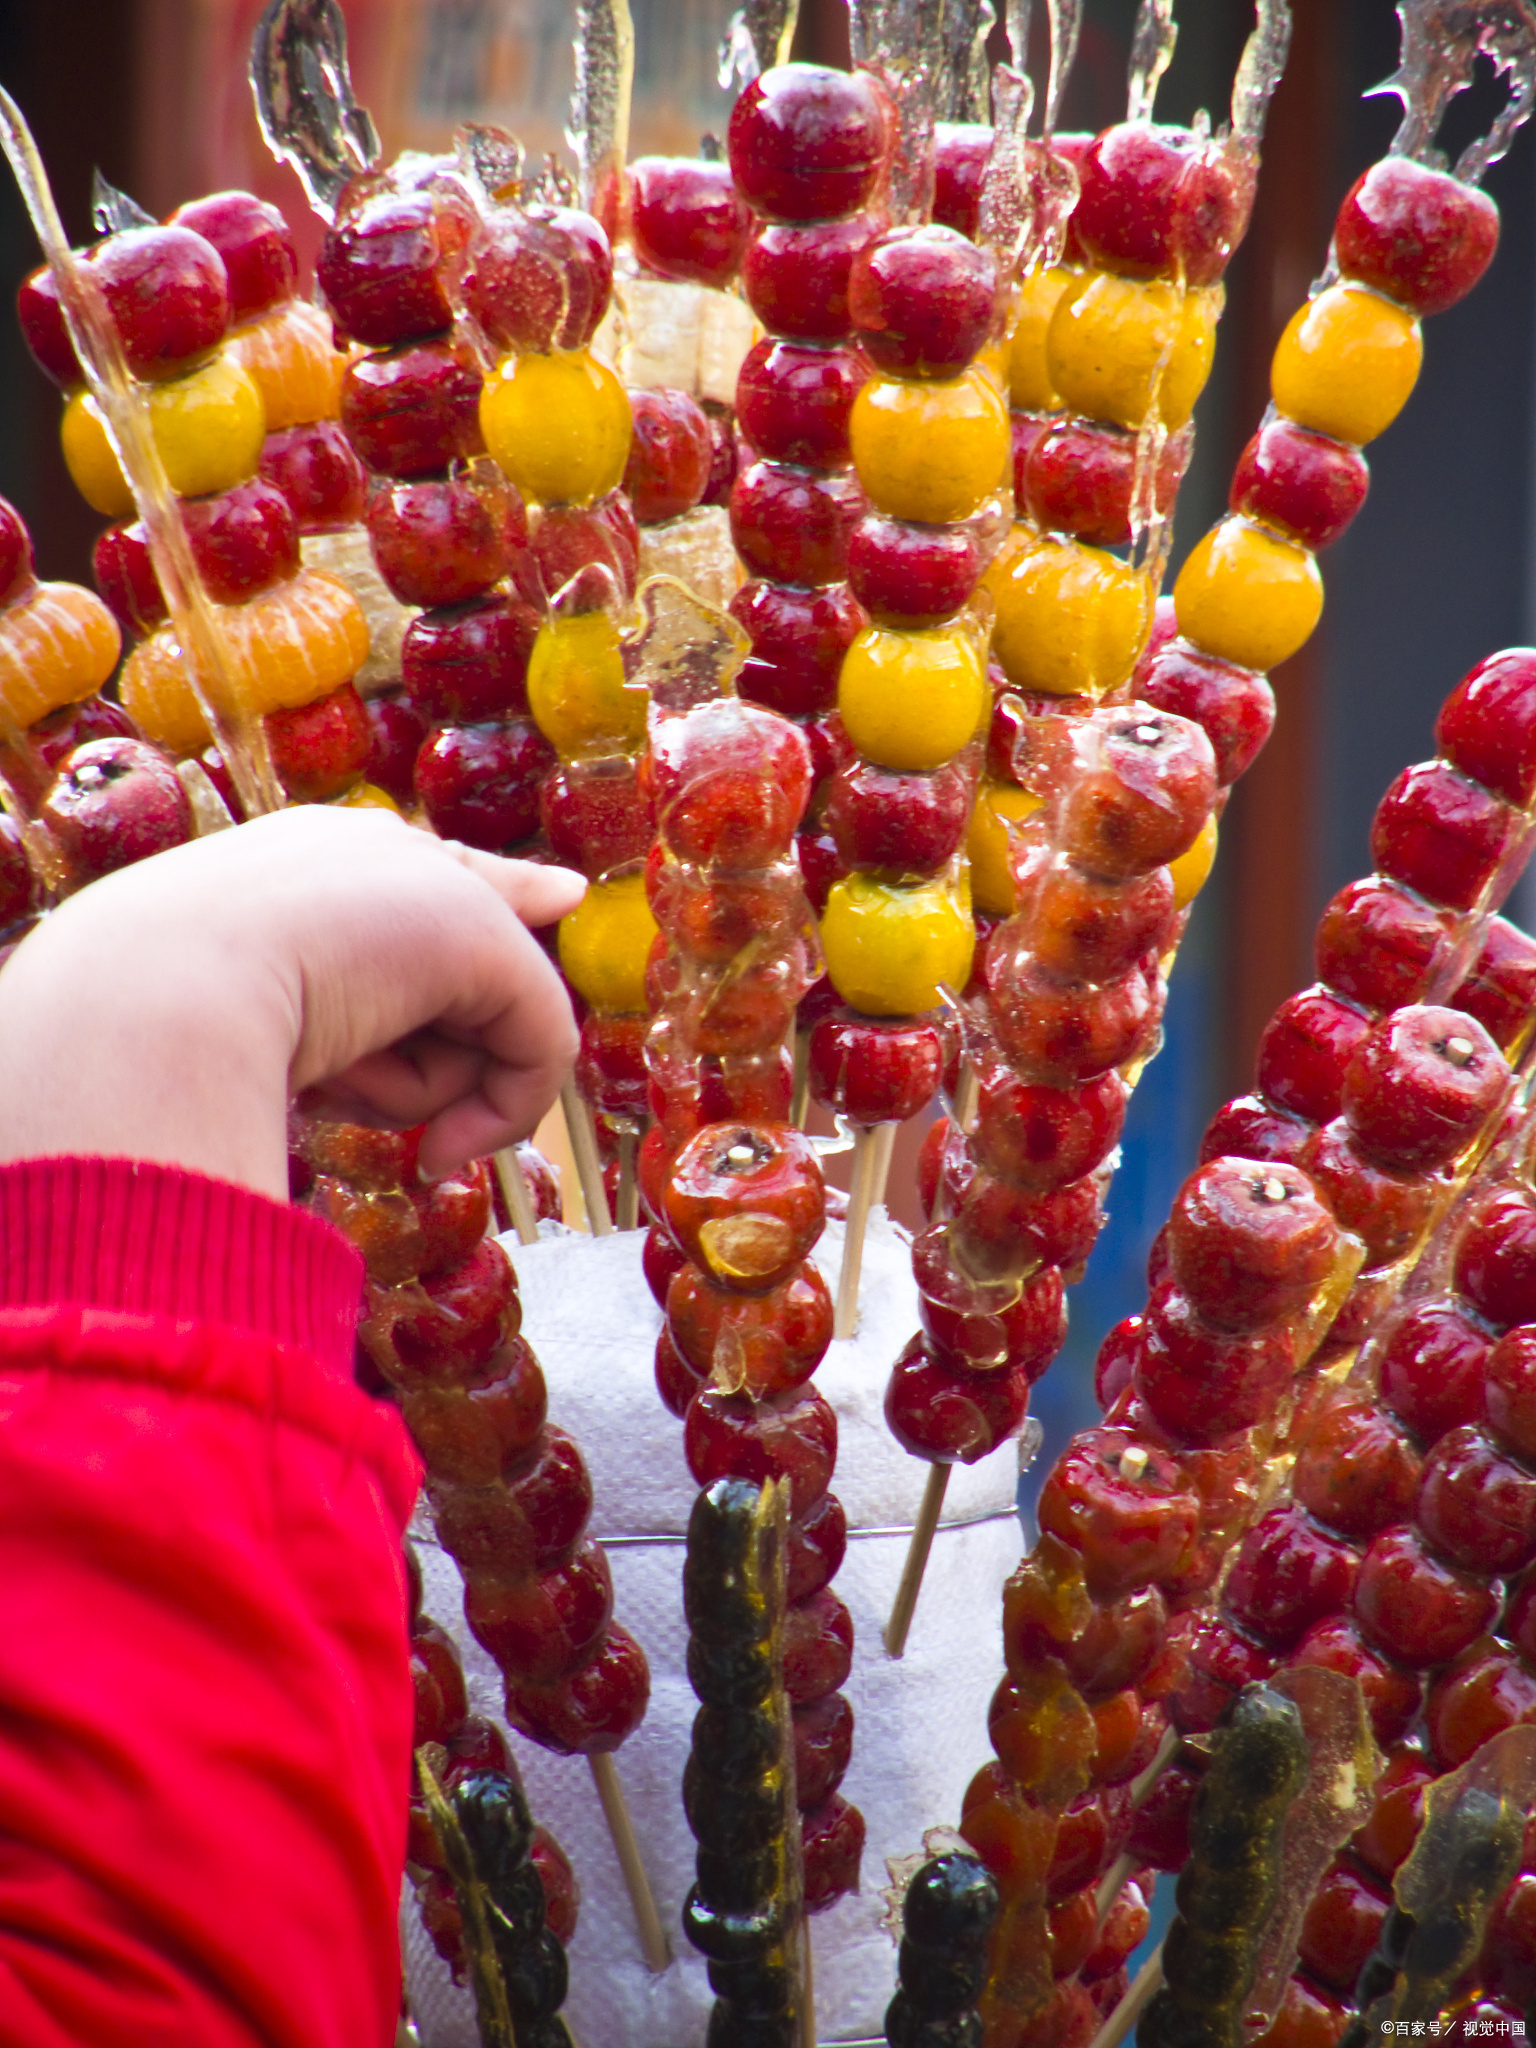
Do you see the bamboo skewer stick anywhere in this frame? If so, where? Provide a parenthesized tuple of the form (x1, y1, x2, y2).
(883, 1462, 952, 1657)
(833, 1120, 897, 1339)
(493, 1147, 541, 1247)
(587, 1751, 672, 1973)
(561, 1080, 613, 1236)
(615, 1127, 640, 1231)
(1086, 1941, 1164, 2048)
(791, 1031, 811, 1131)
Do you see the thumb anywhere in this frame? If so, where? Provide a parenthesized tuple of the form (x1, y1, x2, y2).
(443, 846, 587, 928)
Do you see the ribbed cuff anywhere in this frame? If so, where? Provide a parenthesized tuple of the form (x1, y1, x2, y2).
(0, 1157, 364, 1380)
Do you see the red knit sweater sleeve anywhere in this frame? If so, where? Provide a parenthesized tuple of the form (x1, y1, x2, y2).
(0, 1158, 423, 2048)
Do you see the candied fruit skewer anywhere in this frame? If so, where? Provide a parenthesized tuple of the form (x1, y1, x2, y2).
(683, 1476, 810, 2048)
(293, 1114, 669, 1972)
(637, 584, 866, 1913)
(405, 1541, 581, 1980)
(883, 1849, 1002, 2048)
(0, 490, 196, 905)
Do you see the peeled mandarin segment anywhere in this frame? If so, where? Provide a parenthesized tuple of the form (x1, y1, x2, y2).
(558, 872, 657, 1014)
(969, 779, 1042, 916)
(1047, 273, 1219, 434)
(527, 609, 647, 761)
(226, 301, 346, 430)
(986, 533, 1152, 697)
(480, 347, 632, 508)
(1271, 282, 1423, 445)
(212, 569, 370, 718)
(62, 356, 268, 514)
(838, 622, 987, 772)
(1173, 517, 1323, 672)
(0, 580, 122, 729)
(820, 872, 975, 1016)
(850, 367, 1011, 525)
(120, 627, 213, 755)
(1008, 266, 1074, 412)
(1170, 810, 1218, 910)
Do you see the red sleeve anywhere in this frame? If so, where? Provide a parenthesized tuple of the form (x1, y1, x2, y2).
(0, 1157, 423, 2048)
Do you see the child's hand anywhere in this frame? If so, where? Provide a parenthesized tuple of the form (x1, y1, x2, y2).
(0, 807, 586, 1199)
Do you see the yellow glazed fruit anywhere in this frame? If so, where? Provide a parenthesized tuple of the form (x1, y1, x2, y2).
(1047, 273, 1220, 433)
(1170, 812, 1218, 911)
(1174, 517, 1323, 673)
(480, 347, 632, 508)
(119, 629, 213, 756)
(558, 871, 657, 1014)
(226, 301, 346, 430)
(820, 873, 975, 1017)
(838, 623, 987, 773)
(61, 354, 267, 516)
(968, 779, 1043, 915)
(0, 581, 121, 728)
(850, 367, 1010, 525)
(1008, 265, 1074, 412)
(987, 534, 1152, 698)
(527, 608, 646, 761)
(215, 569, 370, 717)
(1270, 283, 1422, 446)
(333, 780, 402, 813)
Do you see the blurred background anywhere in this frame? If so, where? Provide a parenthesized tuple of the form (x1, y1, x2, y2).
(0, 0, 1532, 1459)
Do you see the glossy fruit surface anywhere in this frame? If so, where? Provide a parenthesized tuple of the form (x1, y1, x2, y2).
(259, 419, 369, 531)
(319, 181, 476, 348)
(1023, 415, 1181, 550)
(729, 460, 865, 585)
(182, 477, 300, 604)
(741, 212, 886, 342)
(845, 513, 980, 627)
(16, 262, 83, 387)
(1054, 707, 1216, 880)
(1167, 1156, 1338, 1332)
(1229, 417, 1370, 550)
(735, 340, 862, 469)
(987, 533, 1151, 700)
(173, 189, 297, 323)
(265, 679, 370, 802)
(1137, 639, 1275, 787)
(727, 64, 889, 222)
(1378, 1301, 1490, 1449)
(91, 224, 230, 379)
(849, 224, 997, 379)
(558, 871, 657, 1014)
(1455, 1188, 1536, 1330)
(1255, 985, 1371, 1124)
(1271, 284, 1422, 446)
(837, 622, 986, 773)
(731, 579, 865, 720)
(40, 736, 193, 882)
(1048, 272, 1218, 432)
(341, 337, 485, 480)
(1007, 265, 1073, 412)
(823, 754, 970, 878)
(527, 607, 645, 762)
(665, 1123, 824, 1293)
(367, 472, 526, 608)
(684, 1384, 836, 1516)
(850, 367, 1009, 525)
(1072, 123, 1248, 287)
(63, 358, 266, 514)
(1334, 158, 1499, 316)
(649, 697, 810, 866)
(628, 156, 751, 286)
(462, 205, 612, 354)
(1453, 917, 1536, 1054)
(1172, 517, 1322, 673)
(363, 692, 427, 808)
(480, 348, 631, 508)
(415, 718, 554, 850)
(1313, 876, 1450, 1015)
(403, 594, 540, 724)
(623, 387, 713, 523)
(1027, 859, 1176, 983)
(1340, 1004, 1507, 1171)
(820, 873, 973, 1016)
(807, 1014, 945, 1126)
(1370, 759, 1517, 912)
(1434, 646, 1536, 807)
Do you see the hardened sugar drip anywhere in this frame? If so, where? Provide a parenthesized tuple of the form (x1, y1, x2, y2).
(939, 0, 997, 125)
(1044, 0, 1084, 135)
(1377, 0, 1536, 185)
(90, 170, 154, 234)
(1126, 0, 1178, 123)
(568, 0, 634, 225)
(850, 0, 948, 222)
(1229, 0, 1294, 150)
(718, 0, 799, 93)
(249, 0, 380, 221)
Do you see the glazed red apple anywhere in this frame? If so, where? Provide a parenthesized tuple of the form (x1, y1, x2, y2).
(363, 691, 428, 806)
(729, 460, 866, 585)
(1434, 647, 1536, 808)
(1335, 158, 1499, 317)
(505, 1619, 649, 1756)
(1036, 1427, 1200, 1600)
(848, 223, 997, 378)
(1301, 1119, 1436, 1268)
(986, 954, 1160, 1086)
(970, 1067, 1126, 1196)
(17, 262, 83, 387)
(264, 680, 371, 802)
(667, 1260, 833, 1397)
(259, 419, 370, 532)
(623, 388, 713, 524)
(741, 212, 887, 343)
(846, 515, 981, 627)
(90, 224, 231, 378)
(94, 519, 169, 637)
(402, 594, 540, 723)
(1024, 416, 1182, 550)
(367, 472, 527, 607)
(932, 123, 992, 241)
(1224, 1503, 1357, 1650)
(1313, 876, 1451, 1015)
(684, 1384, 837, 1518)
(462, 204, 612, 354)
(0, 498, 34, 606)
(532, 497, 638, 604)
(1454, 1188, 1536, 1331)
(727, 64, 890, 223)
(1052, 707, 1217, 879)
(414, 718, 555, 850)
(180, 477, 301, 604)
(649, 698, 811, 867)
(1135, 639, 1275, 787)
(807, 1013, 945, 1126)
(735, 340, 863, 469)
(1255, 985, 1373, 1124)
(628, 156, 751, 287)
(1026, 857, 1177, 983)
(172, 190, 297, 323)
(664, 1123, 824, 1294)
(1340, 1004, 1508, 1171)
(1165, 1155, 1339, 1332)
(1370, 758, 1518, 913)
(540, 759, 652, 877)
(823, 754, 970, 876)
(1072, 123, 1248, 287)
(39, 736, 193, 882)
(340, 336, 485, 479)
(1377, 1302, 1489, 1450)
(1230, 417, 1370, 551)
(1452, 917, 1536, 1053)
(319, 180, 477, 349)
(730, 579, 866, 721)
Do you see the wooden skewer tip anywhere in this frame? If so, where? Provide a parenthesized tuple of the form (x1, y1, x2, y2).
(883, 1461, 952, 1658)
(587, 1751, 671, 1974)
